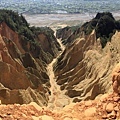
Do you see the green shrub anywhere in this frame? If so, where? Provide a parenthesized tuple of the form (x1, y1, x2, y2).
(0, 9, 55, 44)
(81, 12, 120, 48)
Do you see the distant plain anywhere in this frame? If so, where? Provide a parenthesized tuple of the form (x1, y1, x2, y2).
(25, 12, 120, 30)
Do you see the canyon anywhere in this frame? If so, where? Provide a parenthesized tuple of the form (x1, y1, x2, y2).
(0, 10, 120, 119)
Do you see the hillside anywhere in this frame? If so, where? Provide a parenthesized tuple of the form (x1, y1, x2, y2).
(0, 10, 120, 119)
(0, 10, 60, 105)
(54, 12, 120, 102)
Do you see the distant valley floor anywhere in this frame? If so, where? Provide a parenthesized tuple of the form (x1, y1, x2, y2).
(24, 12, 120, 29)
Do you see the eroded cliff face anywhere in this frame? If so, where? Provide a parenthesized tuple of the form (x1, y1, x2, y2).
(0, 63, 120, 120)
(0, 22, 60, 106)
(54, 29, 120, 102)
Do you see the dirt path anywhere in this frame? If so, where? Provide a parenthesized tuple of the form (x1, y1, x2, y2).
(47, 30, 70, 110)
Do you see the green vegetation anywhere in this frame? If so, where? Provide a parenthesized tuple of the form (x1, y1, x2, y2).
(0, 9, 55, 43)
(0, 9, 34, 41)
(81, 12, 120, 48)
(57, 25, 80, 37)
(56, 25, 80, 45)
(0, 0, 120, 14)
(0, 10, 29, 30)
(56, 12, 120, 47)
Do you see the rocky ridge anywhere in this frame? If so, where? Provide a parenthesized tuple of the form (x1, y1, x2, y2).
(0, 69, 120, 120)
(54, 13, 120, 102)
(0, 11, 120, 120)
(0, 10, 61, 106)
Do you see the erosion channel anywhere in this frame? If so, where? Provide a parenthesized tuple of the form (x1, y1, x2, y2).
(47, 31, 70, 110)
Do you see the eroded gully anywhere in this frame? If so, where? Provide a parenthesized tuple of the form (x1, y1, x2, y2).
(47, 31, 70, 110)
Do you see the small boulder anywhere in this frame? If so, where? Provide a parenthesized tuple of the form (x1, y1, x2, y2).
(84, 107, 96, 117)
(85, 100, 92, 106)
(100, 94, 109, 102)
(107, 111, 116, 119)
(39, 115, 54, 120)
(29, 102, 42, 111)
(64, 117, 72, 120)
(106, 103, 114, 113)
(113, 97, 120, 102)
(32, 116, 39, 120)
(114, 106, 119, 112)
(102, 114, 107, 119)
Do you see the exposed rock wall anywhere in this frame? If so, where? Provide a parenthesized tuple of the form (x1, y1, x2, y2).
(54, 30, 120, 102)
(56, 26, 81, 45)
(0, 22, 60, 106)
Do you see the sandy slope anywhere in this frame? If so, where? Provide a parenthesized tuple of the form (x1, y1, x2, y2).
(47, 30, 71, 110)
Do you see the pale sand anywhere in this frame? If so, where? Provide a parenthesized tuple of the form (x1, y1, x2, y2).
(24, 12, 120, 29)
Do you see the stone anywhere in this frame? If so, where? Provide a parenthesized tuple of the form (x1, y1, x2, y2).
(106, 103, 114, 113)
(113, 97, 120, 102)
(9, 115, 14, 119)
(64, 117, 72, 120)
(117, 112, 120, 118)
(114, 106, 119, 112)
(100, 94, 109, 102)
(85, 101, 92, 106)
(21, 113, 27, 118)
(32, 116, 39, 120)
(63, 103, 76, 111)
(102, 114, 107, 119)
(73, 119, 79, 120)
(102, 103, 107, 111)
(108, 97, 113, 101)
(39, 115, 54, 120)
(84, 107, 96, 117)
(29, 102, 42, 111)
(107, 111, 116, 119)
